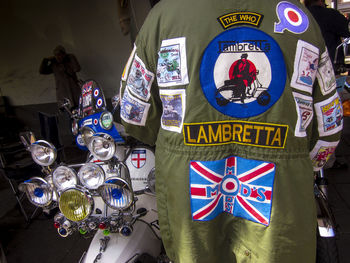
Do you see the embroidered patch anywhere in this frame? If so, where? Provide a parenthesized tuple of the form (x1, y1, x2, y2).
(314, 92, 343, 136)
(190, 156, 275, 226)
(217, 12, 263, 29)
(122, 44, 137, 81)
(157, 37, 189, 87)
(291, 40, 319, 94)
(310, 140, 339, 171)
(200, 27, 286, 118)
(317, 49, 336, 95)
(120, 88, 150, 126)
(159, 89, 186, 133)
(293, 92, 313, 137)
(126, 54, 154, 101)
(183, 120, 288, 148)
(274, 1, 309, 34)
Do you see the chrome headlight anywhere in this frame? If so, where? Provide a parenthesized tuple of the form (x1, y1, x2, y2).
(89, 133, 116, 161)
(78, 163, 105, 190)
(98, 177, 133, 210)
(81, 126, 95, 146)
(30, 140, 57, 166)
(100, 111, 113, 130)
(19, 177, 53, 207)
(71, 119, 79, 136)
(53, 166, 78, 190)
(59, 186, 93, 222)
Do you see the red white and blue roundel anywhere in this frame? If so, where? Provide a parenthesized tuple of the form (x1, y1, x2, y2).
(200, 27, 286, 118)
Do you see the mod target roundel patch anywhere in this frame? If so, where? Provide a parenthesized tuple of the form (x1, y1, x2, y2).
(200, 27, 286, 118)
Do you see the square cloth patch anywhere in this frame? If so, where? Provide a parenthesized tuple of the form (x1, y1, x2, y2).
(190, 156, 275, 226)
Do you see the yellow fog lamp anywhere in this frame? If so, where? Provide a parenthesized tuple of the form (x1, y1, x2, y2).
(88, 133, 116, 161)
(58, 187, 93, 222)
(19, 177, 53, 207)
(97, 177, 134, 210)
(30, 140, 57, 166)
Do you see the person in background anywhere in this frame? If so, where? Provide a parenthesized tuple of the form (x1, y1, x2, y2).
(39, 45, 81, 108)
(304, 0, 350, 72)
(119, 0, 343, 262)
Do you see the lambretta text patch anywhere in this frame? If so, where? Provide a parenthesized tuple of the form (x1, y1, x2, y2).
(183, 120, 288, 148)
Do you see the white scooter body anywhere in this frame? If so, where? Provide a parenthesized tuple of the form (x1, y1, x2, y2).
(80, 194, 161, 263)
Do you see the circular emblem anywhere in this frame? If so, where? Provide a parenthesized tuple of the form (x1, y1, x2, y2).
(275, 2, 309, 34)
(96, 98, 103, 108)
(94, 88, 100, 98)
(220, 175, 240, 196)
(93, 119, 98, 125)
(200, 27, 286, 118)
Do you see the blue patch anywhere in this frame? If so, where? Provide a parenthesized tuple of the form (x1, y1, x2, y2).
(274, 1, 309, 34)
(200, 27, 286, 118)
(190, 156, 275, 226)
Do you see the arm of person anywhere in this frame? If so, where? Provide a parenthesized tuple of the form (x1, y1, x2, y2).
(308, 48, 343, 171)
(39, 57, 54, 74)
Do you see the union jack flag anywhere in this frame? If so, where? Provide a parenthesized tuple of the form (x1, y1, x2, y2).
(190, 156, 275, 226)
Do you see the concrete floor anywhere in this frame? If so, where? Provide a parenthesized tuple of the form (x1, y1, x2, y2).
(1, 125, 350, 263)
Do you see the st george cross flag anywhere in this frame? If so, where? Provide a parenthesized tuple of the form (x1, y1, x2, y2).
(189, 156, 275, 226)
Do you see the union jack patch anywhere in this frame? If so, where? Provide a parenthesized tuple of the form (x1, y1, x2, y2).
(190, 156, 275, 226)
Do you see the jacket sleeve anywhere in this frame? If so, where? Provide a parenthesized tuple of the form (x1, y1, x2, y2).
(39, 58, 53, 74)
(309, 48, 343, 171)
(119, 38, 162, 146)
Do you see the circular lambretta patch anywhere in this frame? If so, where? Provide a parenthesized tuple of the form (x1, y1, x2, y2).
(200, 27, 286, 118)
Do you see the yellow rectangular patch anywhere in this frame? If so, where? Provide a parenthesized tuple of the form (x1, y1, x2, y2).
(183, 120, 288, 149)
(218, 12, 263, 29)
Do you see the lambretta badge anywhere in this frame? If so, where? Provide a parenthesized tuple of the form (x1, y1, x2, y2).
(183, 120, 288, 149)
(217, 12, 263, 29)
(200, 27, 286, 118)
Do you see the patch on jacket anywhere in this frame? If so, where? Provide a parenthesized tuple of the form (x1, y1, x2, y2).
(120, 88, 150, 126)
(159, 89, 186, 133)
(274, 1, 309, 34)
(310, 140, 339, 171)
(200, 27, 286, 118)
(189, 156, 275, 226)
(317, 49, 337, 96)
(217, 12, 263, 30)
(291, 40, 319, 94)
(292, 92, 313, 137)
(157, 37, 189, 87)
(183, 120, 288, 148)
(314, 92, 343, 137)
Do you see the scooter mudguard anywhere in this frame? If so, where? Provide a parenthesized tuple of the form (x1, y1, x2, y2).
(76, 111, 125, 150)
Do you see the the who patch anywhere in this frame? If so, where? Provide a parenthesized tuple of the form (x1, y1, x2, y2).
(291, 40, 319, 94)
(314, 92, 343, 136)
(310, 140, 339, 171)
(120, 88, 150, 126)
(274, 1, 309, 34)
(190, 156, 275, 226)
(131, 149, 146, 168)
(200, 27, 286, 118)
(217, 12, 263, 29)
(293, 92, 313, 137)
(157, 37, 189, 87)
(127, 54, 154, 101)
(317, 49, 336, 96)
(159, 89, 186, 133)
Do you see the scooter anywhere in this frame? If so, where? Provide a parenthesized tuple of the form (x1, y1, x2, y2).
(18, 80, 165, 263)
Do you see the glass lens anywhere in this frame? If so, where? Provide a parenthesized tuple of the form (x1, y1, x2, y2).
(53, 166, 78, 190)
(59, 188, 92, 222)
(31, 141, 57, 166)
(78, 163, 105, 189)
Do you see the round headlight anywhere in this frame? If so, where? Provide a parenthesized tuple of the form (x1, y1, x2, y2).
(19, 177, 53, 207)
(78, 163, 105, 190)
(81, 126, 95, 146)
(100, 111, 114, 130)
(59, 187, 93, 222)
(71, 119, 79, 136)
(89, 133, 116, 161)
(30, 140, 57, 166)
(97, 177, 133, 210)
(53, 166, 78, 190)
